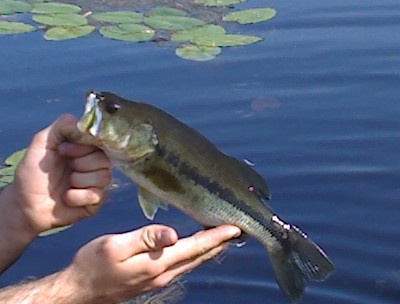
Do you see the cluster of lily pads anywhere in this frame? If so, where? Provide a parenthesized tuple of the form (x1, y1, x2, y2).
(0, 0, 276, 60)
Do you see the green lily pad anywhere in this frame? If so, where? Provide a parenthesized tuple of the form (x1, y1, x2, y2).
(146, 7, 187, 17)
(175, 44, 221, 61)
(0, 166, 16, 176)
(171, 24, 226, 43)
(172, 23, 261, 48)
(196, 34, 262, 47)
(99, 23, 155, 42)
(144, 15, 205, 31)
(0, 148, 26, 186)
(0, 175, 14, 184)
(44, 25, 95, 40)
(39, 225, 72, 237)
(223, 8, 277, 24)
(0, 21, 36, 34)
(0, 0, 32, 15)
(5, 148, 26, 166)
(33, 13, 87, 26)
(90, 11, 143, 24)
(194, 0, 244, 7)
(32, 2, 81, 14)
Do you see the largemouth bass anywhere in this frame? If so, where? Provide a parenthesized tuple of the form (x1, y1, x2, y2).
(77, 91, 334, 302)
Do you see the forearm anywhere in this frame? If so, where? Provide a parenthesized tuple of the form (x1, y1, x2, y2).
(0, 269, 84, 304)
(0, 185, 37, 273)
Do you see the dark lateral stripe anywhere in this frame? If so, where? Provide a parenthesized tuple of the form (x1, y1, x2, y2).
(158, 145, 279, 234)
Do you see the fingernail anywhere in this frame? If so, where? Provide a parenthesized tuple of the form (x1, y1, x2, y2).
(158, 228, 177, 247)
(229, 226, 242, 238)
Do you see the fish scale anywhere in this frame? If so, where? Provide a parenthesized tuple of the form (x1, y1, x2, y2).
(77, 91, 335, 302)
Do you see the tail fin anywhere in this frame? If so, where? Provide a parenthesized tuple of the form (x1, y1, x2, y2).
(267, 225, 335, 302)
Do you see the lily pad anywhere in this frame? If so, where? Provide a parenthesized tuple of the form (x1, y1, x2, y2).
(144, 15, 205, 31)
(223, 8, 277, 24)
(175, 44, 221, 61)
(32, 2, 81, 14)
(194, 0, 244, 7)
(0, 148, 26, 186)
(4, 148, 26, 165)
(0, 0, 32, 15)
(90, 11, 143, 24)
(0, 166, 16, 176)
(0, 21, 36, 34)
(33, 13, 87, 26)
(146, 7, 187, 17)
(196, 34, 262, 47)
(0, 175, 13, 184)
(44, 25, 95, 40)
(99, 23, 155, 42)
(39, 225, 72, 237)
(171, 24, 226, 43)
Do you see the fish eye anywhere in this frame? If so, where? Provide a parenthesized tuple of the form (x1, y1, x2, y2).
(104, 101, 120, 114)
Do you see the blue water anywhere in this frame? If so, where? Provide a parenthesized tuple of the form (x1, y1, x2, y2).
(1, 0, 400, 303)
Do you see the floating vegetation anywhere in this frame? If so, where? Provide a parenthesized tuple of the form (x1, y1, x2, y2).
(176, 44, 221, 61)
(31, 2, 81, 14)
(194, 0, 244, 7)
(0, 148, 26, 188)
(0, 0, 31, 15)
(44, 24, 94, 40)
(33, 13, 88, 26)
(223, 7, 277, 24)
(0, 20, 35, 34)
(91, 11, 143, 24)
(0, 0, 277, 60)
(99, 23, 155, 42)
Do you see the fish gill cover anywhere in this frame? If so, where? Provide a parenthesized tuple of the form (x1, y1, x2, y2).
(0, 0, 277, 61)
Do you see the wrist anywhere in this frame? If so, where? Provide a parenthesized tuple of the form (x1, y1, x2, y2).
(0, 183, 37, 246)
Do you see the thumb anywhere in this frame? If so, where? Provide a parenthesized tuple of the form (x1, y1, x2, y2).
(51, 114, 100, 146)
(110, 225, 179, 262)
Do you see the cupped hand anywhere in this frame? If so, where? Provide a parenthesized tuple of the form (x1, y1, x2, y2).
(64, 224, 242, 303)
(7, 114, 112, 237)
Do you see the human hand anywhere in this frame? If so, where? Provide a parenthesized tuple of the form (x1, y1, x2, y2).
(62, 224, 241, 303)
(3, 114, 111, 238)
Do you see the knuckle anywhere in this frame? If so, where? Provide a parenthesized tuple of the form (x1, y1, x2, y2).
(96, 235, 118, 259)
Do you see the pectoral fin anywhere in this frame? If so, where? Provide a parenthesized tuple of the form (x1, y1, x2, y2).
(138, 187, 168, 220)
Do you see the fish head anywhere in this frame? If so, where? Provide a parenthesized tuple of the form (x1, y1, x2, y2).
(77, 91, 158, 162)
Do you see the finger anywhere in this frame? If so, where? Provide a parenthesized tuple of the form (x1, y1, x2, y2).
(159, 225, 240, 266)
(58, 142, 98, 158)
(71, 150, 112, 172)
(49, 114, 100, 146)
(107, 225, 179, 261)
(49, 114, 80, 148)
(125, 225, 241, 273)
(70, 169, 111, 189)
(64, 187, 107, 208)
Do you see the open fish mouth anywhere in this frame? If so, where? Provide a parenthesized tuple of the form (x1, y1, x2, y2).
(78, 91, 103, 137)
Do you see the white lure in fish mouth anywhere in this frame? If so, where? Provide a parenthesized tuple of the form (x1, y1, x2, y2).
(80, 92, 103, 137)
